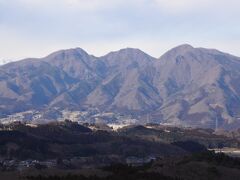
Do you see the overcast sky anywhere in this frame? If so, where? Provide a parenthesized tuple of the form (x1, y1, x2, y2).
(0, 0, 240, 63)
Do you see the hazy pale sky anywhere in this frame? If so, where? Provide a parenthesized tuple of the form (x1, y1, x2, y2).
(0, 0, 240, 63)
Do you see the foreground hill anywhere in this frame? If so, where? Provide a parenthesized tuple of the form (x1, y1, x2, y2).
(0, 122, 239, 180)
(1, 45, 240, 129)
(0, 122, 239, 161)
(0, 122, 190, 161)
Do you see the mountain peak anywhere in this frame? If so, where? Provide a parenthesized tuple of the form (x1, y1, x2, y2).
(174, 44, 194, 50)
(103, 47, 155, 61)
(159, 44, 194, 60)
(101, 48, 156, 66)
(105, 47, 148, 56)
(45, 47, 90, 60)
(167, 44, 194, 54)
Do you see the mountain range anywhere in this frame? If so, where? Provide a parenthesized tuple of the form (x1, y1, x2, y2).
(1, 44, 240, 130)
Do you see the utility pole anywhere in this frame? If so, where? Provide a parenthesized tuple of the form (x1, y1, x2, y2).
(215, 116, 218, 131)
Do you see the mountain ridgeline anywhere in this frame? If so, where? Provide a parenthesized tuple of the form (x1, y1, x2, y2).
(1, 44, 240, 129)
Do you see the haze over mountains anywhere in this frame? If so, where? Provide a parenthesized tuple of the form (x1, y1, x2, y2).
(1, 44, 240, 130)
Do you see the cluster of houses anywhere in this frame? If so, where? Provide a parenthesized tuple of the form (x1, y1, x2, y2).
(0, 155, 158, 172)
(0, 159, 57, 171)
